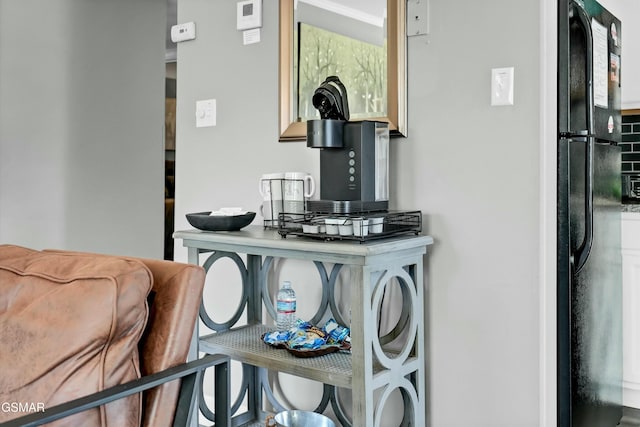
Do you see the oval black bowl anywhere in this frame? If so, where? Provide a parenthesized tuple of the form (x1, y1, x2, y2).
(186, 211, 256, 231)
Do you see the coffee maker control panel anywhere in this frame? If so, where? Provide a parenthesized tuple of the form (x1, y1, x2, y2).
(318, 121, 388, 203)
(348, 150, 356, 185)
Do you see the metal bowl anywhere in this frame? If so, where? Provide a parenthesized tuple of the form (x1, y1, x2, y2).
(185, 211, 256, 231)
(272, 410, 335, 427)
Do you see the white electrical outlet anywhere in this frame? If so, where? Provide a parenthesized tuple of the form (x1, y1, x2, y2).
(491, 67, 514, 106)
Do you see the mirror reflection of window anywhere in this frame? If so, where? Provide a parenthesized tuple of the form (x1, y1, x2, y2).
(294, 0, 387, 122)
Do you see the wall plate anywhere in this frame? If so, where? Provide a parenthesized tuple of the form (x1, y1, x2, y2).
(171, 22, 196, 43)
(491, 67, 514, 106)
(237, 0, 262, 31)
(407, 0, 429, 36)
(196, 99, 216, 128)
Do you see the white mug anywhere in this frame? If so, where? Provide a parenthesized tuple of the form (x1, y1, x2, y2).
(258, 173, 284, 200)
(283, 172, 315, 214)
(258, 173, 284, 221)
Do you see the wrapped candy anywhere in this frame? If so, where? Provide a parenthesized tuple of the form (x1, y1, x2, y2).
(324, 318, 350, 345)
(262, 330, 291, 346)
(287, 322, 327, 349)
(263, 318, 350, 351)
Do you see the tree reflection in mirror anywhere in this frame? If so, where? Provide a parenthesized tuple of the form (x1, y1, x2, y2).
(295, 21, 387, 122)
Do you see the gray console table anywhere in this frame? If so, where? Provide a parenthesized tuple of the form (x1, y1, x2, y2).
(173, 226, 433, 427)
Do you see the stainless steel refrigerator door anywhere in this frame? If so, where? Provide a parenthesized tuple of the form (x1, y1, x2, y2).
(569, 141, 622, 426)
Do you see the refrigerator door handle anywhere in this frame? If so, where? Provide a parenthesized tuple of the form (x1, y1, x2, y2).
(573, 134, 594, 274)
(561, 130, 594, 274)
(569, 0, 595, 275)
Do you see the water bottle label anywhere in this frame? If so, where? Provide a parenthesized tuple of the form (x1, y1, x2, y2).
(277, 300, 296, 313)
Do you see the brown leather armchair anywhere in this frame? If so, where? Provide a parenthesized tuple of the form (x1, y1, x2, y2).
(0, 245, 228, 427)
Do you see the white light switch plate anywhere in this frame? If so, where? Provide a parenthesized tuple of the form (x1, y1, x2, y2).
(196, 99, 216, 127)
(491, 67, 514, 106)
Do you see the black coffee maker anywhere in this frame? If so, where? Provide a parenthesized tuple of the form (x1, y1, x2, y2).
(306, 76, 390, 214)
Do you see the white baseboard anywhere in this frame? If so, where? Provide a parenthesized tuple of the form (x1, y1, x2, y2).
(624, 382, 640, 409)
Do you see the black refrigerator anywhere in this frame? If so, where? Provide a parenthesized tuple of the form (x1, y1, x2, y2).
(558, 0, 622, 426)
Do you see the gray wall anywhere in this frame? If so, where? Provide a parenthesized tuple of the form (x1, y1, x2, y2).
(0, 0, 166, 257)
(174, 1, 545, 425)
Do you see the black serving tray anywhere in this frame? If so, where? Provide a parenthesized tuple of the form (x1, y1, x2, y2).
(276, 210, 422, 242)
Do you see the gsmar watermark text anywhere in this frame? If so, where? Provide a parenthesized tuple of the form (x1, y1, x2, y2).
(1, 401, 45, 413)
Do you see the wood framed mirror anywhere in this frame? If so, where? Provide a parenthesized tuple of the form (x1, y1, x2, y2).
(278, 0, 407, 141)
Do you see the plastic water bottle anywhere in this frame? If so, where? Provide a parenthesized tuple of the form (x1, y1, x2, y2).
(276, 281, 297, 331)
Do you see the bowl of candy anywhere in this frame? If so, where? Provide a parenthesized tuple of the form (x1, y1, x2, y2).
(186, 208, 255, 231)
(262, 319, 350, 358)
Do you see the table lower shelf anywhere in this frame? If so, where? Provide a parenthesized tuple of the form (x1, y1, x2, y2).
(199, 324, 406, 390)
